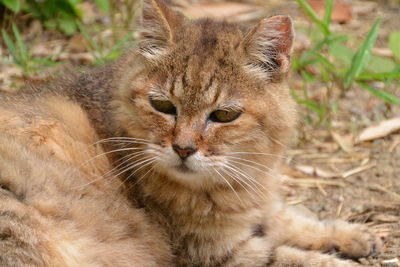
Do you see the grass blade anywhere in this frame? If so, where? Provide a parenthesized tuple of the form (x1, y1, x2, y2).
(295, 0, 329, 36)
(1, 0, 21, 12)
(11, 23, 28, 66)
(1, 29, 21, 65)
(358, 82, 400, 105)
(358, 72, 400, 81)
(323, 0, 333, 27)
(76, 21, 101, 55)
(344, 19, 381, 88)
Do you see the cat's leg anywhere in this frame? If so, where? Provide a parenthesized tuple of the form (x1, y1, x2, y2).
(268, 203, 382, 259)
(268, 245, 360, 267)
(219, 237, 358, 267)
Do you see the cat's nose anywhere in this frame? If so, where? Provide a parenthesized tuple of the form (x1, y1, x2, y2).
(172, 144, 197, 159)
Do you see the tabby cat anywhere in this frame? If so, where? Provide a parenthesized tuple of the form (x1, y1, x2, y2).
(0, 0, 381, 266)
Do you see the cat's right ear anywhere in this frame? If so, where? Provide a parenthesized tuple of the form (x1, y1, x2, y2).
(138, 0, 181, 61)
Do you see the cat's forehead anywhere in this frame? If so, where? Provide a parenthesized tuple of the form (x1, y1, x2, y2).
(145, 20, 254, 115)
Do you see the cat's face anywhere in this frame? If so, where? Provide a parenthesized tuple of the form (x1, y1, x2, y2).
(114, 0, 296, 188)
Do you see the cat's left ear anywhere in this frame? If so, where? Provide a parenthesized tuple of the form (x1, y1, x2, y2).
(241, 15, 294, 80)
(138, 0, 182, 61)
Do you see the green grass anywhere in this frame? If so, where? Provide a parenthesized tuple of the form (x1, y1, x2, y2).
(293, 0, 400, 125)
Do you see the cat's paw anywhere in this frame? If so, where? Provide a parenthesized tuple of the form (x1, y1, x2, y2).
(332, 222, 382, 259)
(273, 246, 362, 267)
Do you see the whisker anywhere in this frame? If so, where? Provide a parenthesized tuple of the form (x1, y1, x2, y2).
(212, 167, 242, 203)
(226, 157, 271, 175)
(117, 158, 157, 189)
(79, 147, 144, 168)
(226, 156, 283, 177)
(101, 151, 149, 179)
(265, 135, 289, 149)
(112, 156, 157, 180)
(227, 152, 291, 160)
(133, 164, 157, 186)
(95, 137, 151, 143)
(223, 163, 267, 198)
(95, 140, 151, 146)
(219, 167, 261, 200)
(73, 154, 153, 189)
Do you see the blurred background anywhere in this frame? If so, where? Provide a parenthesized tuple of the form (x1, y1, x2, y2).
(1, 0, 399, 265)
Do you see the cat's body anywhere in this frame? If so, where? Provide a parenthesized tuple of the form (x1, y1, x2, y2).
(0, 0, 382, 266)
(0, 94, 171, 266)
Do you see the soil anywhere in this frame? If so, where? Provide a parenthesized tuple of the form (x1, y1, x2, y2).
(283, 138, 400, 266)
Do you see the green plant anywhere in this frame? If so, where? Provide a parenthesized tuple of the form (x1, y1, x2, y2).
(1, 23, 57, 74)
(0, 0, 20, 12)
(293, 0, 400, 124)
(0, 0, 110, 35)
(76, 21, 136, 65)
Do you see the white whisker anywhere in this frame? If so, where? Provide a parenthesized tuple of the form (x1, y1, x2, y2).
(228, 152, 291, 160)
(212, 167, 242, 203)
(117, 158, 158, 189)
(112, 156, 157, 180)
(101, 151, 148, 179)
(79, 147, 144, 168)
(219, 167, 261, 200)
(223, 163, 267, 197)
(226, 156, 283, 177)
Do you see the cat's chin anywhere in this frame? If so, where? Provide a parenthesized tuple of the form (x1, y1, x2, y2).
(155, 164, 221, 188)
(175, 163, 194, 173)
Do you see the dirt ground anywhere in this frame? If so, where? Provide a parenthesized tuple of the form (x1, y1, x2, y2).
(0, 0, 399, 265)
(271, 1, 400, 265)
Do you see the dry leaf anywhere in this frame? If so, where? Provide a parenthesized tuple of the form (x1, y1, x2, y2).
(341, 163, 376, 178)
(294, 164, 339, 178)
(279, 164, 339, 179)
(356, 118, 400, 143)
(67, 34, 90, 53)
(389, 136, 400, 152)
(284, 177, 345, 187)
(373, 214, 399, 223)
(331, 131, 354, 152)
(306, 0, 352, 24)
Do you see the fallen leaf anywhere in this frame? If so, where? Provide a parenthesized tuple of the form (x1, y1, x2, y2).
(306, 0, 352, 24)
(284, 177, 345, 187)
(67, 34, 90, 53)
(372, 214, 399, 223)
(331, 131, 354, 152)
(341, 163, 376, 178)
(355, 118, 400, 143)
(294, 164, 339, 178)
(389, 135, 400, 152)
(279, 164, 339, 179)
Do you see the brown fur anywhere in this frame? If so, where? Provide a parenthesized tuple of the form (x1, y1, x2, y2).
(1, 0, 382, 266)
(0, 94, 171, 266)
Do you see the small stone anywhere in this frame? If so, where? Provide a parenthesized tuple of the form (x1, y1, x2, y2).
(309, 205, 324, 213)
(351, 204, 364, 213)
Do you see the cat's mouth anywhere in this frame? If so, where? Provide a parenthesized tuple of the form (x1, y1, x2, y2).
(175, 163, 193, 173)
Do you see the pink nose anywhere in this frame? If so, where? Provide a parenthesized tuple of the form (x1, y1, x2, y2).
(172, 144, 197, 159)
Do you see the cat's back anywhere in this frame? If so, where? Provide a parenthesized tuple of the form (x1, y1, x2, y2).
(0, 91, 171, 266)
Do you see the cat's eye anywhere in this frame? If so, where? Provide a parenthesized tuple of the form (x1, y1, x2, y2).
(209, 110, 242, 123)
(150, 99, 177, 115)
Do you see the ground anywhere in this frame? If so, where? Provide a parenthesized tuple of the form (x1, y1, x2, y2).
(0, 0, 399, 265)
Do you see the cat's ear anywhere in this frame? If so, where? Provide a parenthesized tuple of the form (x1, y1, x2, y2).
(139, 0, 181, 60)
(241, 15, 294, 80)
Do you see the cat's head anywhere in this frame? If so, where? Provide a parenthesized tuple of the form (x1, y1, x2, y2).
(114, 0, 296, 188)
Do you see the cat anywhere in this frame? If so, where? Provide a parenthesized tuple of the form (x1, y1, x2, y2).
(0, 0, 382, 266)
(0, 93, 172, 266)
